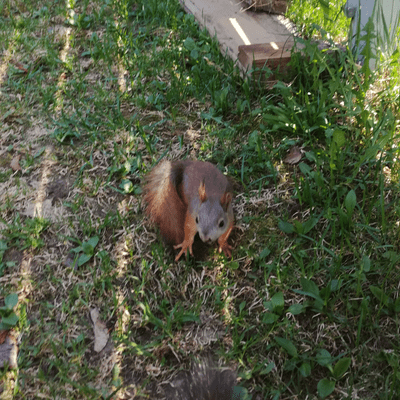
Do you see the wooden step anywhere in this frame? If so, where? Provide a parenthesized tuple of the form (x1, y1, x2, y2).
(238, 41, 295, 72)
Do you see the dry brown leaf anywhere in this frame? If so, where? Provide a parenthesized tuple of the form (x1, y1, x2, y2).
(10, 155, 22, 171)
(0, 330, 7, 345)
(90, 308, 109, 353)
(13, 62, 28, 73)
(284, 146, 302, 164)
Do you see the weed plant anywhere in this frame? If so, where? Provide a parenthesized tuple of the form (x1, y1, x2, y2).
(287, 0, 350, 41)
(0, 0, 399, 399)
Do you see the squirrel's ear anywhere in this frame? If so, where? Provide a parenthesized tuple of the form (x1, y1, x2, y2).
(198, 179, 207, 202)
(220, 191, 232, 210)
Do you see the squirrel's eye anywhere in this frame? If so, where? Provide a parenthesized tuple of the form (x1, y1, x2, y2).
(219, 220, 224, 228)
(196, 217, 199, 224)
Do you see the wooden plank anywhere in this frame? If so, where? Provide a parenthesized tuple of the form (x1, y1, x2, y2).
(242, 0, 288, 14)
(238, 41, 294, 71)
(179, 0, 296, 67)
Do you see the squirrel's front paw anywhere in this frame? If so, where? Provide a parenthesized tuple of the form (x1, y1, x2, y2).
(218, 241, 233, 258)
(174, 240, 194, 261)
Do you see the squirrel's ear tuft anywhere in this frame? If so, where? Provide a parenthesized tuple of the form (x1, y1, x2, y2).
(220, 191, 232, 210)
(198, 179, 207, 203)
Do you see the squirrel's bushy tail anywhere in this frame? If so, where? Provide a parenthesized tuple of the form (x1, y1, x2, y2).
(143, 160, 186, 245)
(164, 360, 238, 400)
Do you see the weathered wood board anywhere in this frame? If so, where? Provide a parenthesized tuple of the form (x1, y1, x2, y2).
(179, 0, 296, 71)
(238, 41, 294, 72)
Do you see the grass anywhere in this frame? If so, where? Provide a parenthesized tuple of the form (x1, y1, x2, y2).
(0, 0, 400, 398)
(287, 0, 349, 41)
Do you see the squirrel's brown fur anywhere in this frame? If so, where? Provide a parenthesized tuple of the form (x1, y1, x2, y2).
(143, 160, 187, 246)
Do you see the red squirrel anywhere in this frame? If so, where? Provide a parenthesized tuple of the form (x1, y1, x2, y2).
(143, 160, 234, 261)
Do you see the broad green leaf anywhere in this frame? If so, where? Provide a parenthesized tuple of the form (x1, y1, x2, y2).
(304, 151, 317, 162)
(71, 245, 83, 254)
(284, 358, 297, 371)
(1, 312, 19, 326)
(132, 186, 142, 196)
(228, 261, 240, 270)
(249, 130, 260, 147)
(275, 336, 298, 358)
(233, 386, 252, 400)
(0, 322, 10, 330)
(260, 361, 275, 375)
(271, 292, 284, 312)
(302, 217, 319, 234)
(181, 314, 201, 323)
(82, 243, 94, 254)
(363, 143, 379, 161)
(318, 0, 330, 15)
(0, 240, 7, 252)
(317, 378, 335, 398)
(316, 349, 332, 367)
(332, 129, 346, 147)
(300, 277, 320, 298)
(259, 248, 271, 259)
(299, 362, 311, 377)
(86, 236, 99, 249)
(344, 189, 356, 216)
(287, 304, 306, 315)
(190, 49, 199, 59)
(263, 300, 273, 312)
(184, 37, 196, 51)
(382, 250, 400, 263)
(333, 357, 351, 379)
(263, 312, 279, 324)
(329, 279, 341, 291)
(362, 255, 371, 272)
(278, 220, 295, 234)
(5, 293, 18, 309)
(299, 162, 312, 176)
(293, 289, 322, 302)
(82, 236, 99, 255)
(314, 170, 325, 187)
(293, 221, 303, 235)
(370, 285, 390, 306)
(78, 253, 92, 266)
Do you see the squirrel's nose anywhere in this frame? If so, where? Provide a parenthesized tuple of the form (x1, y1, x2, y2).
(200, 232, 213, 243)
